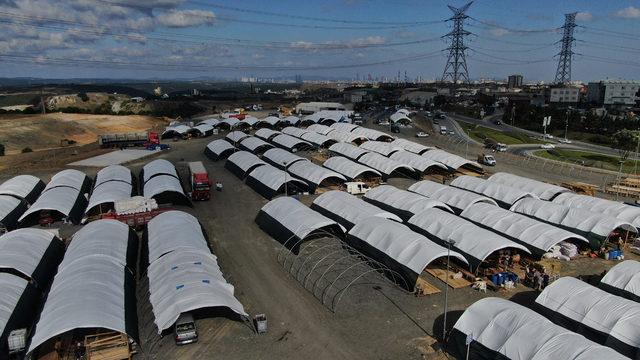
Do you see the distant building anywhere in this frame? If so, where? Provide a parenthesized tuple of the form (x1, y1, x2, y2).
(507, 74, 523, 89)
(130, 97, 144, 103)
(587, 79, 640, 107)
(295, 102, 346, 114)
(549, 87, 580, 105)
(399, 91, 437, 106)
(343, 90, 371, 103)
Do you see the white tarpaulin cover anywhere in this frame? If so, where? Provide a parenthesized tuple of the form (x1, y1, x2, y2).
(257, 116, 281, 127)
(262, 148, 309, 168)
(350, 127, 394, 141)
(162, 125, 190, 137)
(0, 228, 58, 280)
(225, 131, 250, 144)
(330, 123, 359, 132)
(408, 180, 497, 213)
(322, 156, 381, 180)
(142, 159, 178, 183)
(287, 161, 346, 189)
(196, 118, 220, 127)
(408, 208, 530, 266)
(226, 151, 266, 175)
(192, 124, 214, 135)
(327, 130, 368, 143)
(45, 169, 88, 192)
(272, 134, 312, 150)
(364, 185, 453, 219)
(391, 138, 433, 155)
(282, 116, 300, 125)
(19, 186, 84, 222)
(247, 165, 307, 191)
(357, 152, 414, 178)
(510, 198, 636, 239)
(0, 175, 43, 202)
(0, 195, 24, 228)
(453, 297, 627, 360)
(359, 141, 403, 157)
(239, 136, 273, 153)
(451, 175, 536, 207)
(60, 220, 133, 270)
(206, 139, 234, 157)
(241, 116, 259, 127)
(282, 127, 309, 138)
(348, 217, 467, 274)
(421, 149, 482, 171)
(311, 190, 401, 228)
(300, 131, 334, 147)
(0, 274, 30, 341)
(258, 197, 344, 240)
(219, 118, 240, 128)
(87, 178, 133, 214)
(601, 260, 640, 299)
(390, 151, 448, 173)
(329, 142, 370, 160)
(254, 128, 281, 141)
(488, 172, 570, 201)
(147, 250, 248, 333)
(389, 112, 411, 124)
(147, 211, 209, 264)
(143, 175, 186, 202)
(94, 165, 131, 188)
(460, 203, 588, 254)
(536, 276, 640, 351)
(307, 124, 334, 135)
(553, 192, 640, 227)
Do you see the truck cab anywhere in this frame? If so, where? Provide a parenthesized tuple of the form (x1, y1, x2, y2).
(188, 161, 211, 201)
(174, 313, 198, 345)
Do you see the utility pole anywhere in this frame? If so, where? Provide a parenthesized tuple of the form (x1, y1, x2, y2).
(40, 88, 46, 115)
(441, 2, 473, 88)
(554, 13, 577, 84)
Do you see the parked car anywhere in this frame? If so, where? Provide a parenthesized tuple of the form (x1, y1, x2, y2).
(558, 138, 572, 144)
(416, 131, 429, 138)
(433, 119, 439, 125)
(448, 130, 455, 135)
(540, 143, 556, 149)
(175, 313, 198, 345)
(477, 153, 496, 166)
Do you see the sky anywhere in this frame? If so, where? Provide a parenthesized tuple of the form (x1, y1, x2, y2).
(0, 0, 638, 82)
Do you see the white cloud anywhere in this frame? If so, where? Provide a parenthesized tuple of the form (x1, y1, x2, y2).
(615, 6, 640, 19)
(155, 9, 215, 28)
(489, 28, 509, 37)
(348, 36, 385, 46)
(290, 41, 313, 49)
(575, 12, 593, 22)
(394, 30, 416, 39)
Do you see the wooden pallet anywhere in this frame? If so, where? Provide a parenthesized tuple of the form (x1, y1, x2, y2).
(415, 277, 441, 296)
(84, 332, 131, 360)
(426, 268, 472, 289)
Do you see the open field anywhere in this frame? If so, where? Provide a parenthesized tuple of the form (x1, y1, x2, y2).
(458, 122, 543, 145)
(534, 148, 639, 174)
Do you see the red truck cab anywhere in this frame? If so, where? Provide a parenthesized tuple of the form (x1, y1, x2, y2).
(188, 161, 211, 201)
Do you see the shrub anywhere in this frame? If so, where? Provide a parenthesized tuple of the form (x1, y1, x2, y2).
(21, 147, 33, 153)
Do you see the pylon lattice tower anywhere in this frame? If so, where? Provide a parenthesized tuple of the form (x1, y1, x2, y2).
(441, 1, 473, 85)
(554, 12, 577, 84)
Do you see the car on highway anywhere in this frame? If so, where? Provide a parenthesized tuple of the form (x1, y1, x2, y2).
(495, 120, 502, 125)
(540, 143, 556, 149)
(432, 119, 439, 125)
(558, 138, 572, 144)
(448, 130, 455, 135)
(416, 131, 429, 138)
(477, 153, 496, 166)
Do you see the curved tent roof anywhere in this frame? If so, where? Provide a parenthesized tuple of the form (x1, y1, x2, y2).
(363, 185, 453, 221)
(330, 122, 359, 132)
(536, 276, 640, 358)
(359, 141, 403, 157)
(205, 139, 235, 161)
(19, 186, 87, 225)
(488, 172, 570, 200)
(0, 195, 27, 230)
(146, 210, 209, 264)
(161, 125, 190, 138)
(421, 149, 482, 172)
(461, 203, 588, 255)
(254, 128, 281, 141)
(238, 136, 273, 153)
(358, 152, 415, 179)
(311, 190, 401, 230)
(511, 198, 636, 244)
(257, 116, 281, 127)
(390, 112, 411, 124)
(241, 116, 259, 127)
(271, 134, 312, 151)
(219, 118, 240, 128)
(328, 142, 370, 160)
(246, 165, 308, 200)
(282, 126, 309, 138)
(397, 108, 411, 116)
(601, 260, 640, 301)
(142, 159, 178, 184)
(390, 151, 448, 173)
(0, 228, 64, 284)
(0, 274, 39, 350)
(94, 165, 132, 188)
(553, 193, 640, 227)
(195, 118, 220, 127)
(287, 161, 346, 193)
(225, 130, 250, 144)
(86, 180, 134, 215)
(191, 124, 214, 136)
(27, 255, 137, 354)
(282, 116, 300, 125)
(322, 156, 381, 180)
(453, 297, 627, 360)
(408, 208, 530, 269)
(300, 131, 336, 147)
(350, 127, 394, 141)
(224, 151, 267, 179)
(143, 174, 190, 206)
(327, 130, 369, 144)
(390, 138, 433, 155)
(451, 175, 536, 208)
(347, 217, 467, 288)
(408, 180, 498, 213)
(306, 124, 334, 136)
(45, 169, 90, 193)
(255, 197, 344, 247)
(262, 148, 308, 169)
(0, 175, 45, 204)
(147, 250, 247, 333)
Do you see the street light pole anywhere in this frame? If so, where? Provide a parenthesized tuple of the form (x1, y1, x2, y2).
(564, 110, 569, 141)
(283, 161, 288, 196)
(443, 239, 454, 342)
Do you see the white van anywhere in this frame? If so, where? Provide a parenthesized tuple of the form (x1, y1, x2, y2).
(174, 313, 198, 345)
(344, 182, 370, 195)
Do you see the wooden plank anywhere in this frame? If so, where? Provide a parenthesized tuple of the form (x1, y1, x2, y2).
(415, 277, 441, 296)
(426, 268, 472, 289)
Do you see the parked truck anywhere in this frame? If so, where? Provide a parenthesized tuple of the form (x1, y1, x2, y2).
(188, 161, 211, 201)
(97, 131, 160, 149)
(99, 197, 169, 229)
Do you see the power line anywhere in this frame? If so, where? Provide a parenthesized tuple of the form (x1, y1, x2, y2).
(554, 12, 577, 84)
(469, 17, 560, 34)
(469, 48, 552, 64)
(578, 25, 640, 40)
(577, 40, 640, 54)
(441, 2, 473, 85)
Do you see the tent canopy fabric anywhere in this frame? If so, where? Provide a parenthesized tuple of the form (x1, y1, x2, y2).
(408, 180, 498, 213)
(225, 131, 250, 144)
(488, 172, 570, 201)
(219, 118, 240, 128)
(87, 181, 133, 214)
(0, 228, 63, 283)
(147, 250, 247, 333)
(553, 192, 640, 227)
(453, 297, 627, 360)
(536, 276, 640, 355)
(238, 136, 273, 153)
(0, 175, 45, 203)
(421, 149, 482, 172)
(94, 165, 132, 188)
(287, 161, 346, 192)
(271, 134, 312, 151)
(359, 141, 403, 157)
(311, 190, 401, 230)
(363, 185, 453, 221)
(408, 208, 530, 268)
(143, 174, 190, 206)
(328, 142, 370, 161)
(0, 195, 27, 230)
(205, 139, 235, 161)
(282, 127, 309, 138)
(262, 148, 309, 169)
(306, 124, 334, 135)
(389, 151, 448, 173)
(18, 186, 87, 225)
(45, 169, 90, 193)
(451, 175, 536, 207)
(146, 211, 209, 265)
(389, 112, 411, 124)
(391, 138, 433, 155)
(191, 124, 214, 136)
(225, 151, 267, 178)
(601, 260, 640, 300)
(330, 122, 359, 133)
(461, 203, 588, 255)
(300, 131, 336, 147)
(196, 118, 220, 127)
(327, 130, 369, 144)
(142, 159, 178, 184)
(246, 165, 308, 199)
(161, 125, 190, 138)
(322, 156, 381, 180)
(0, 274, 34, 345)
(357, 152, 415, 179)
(254, 128, 281, 141)
(282, 116, 300, 125)
(257, 116, 281, 127)
(241, 116, 259, 127)
(350, 127, 394, 141)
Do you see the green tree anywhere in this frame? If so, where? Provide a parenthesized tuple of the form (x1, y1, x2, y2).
(0, 143, 4, 156)
(612, 129, 637, 161)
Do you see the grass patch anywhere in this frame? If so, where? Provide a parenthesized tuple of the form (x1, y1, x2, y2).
(459, 122, 543, 145)
(534, 148, 638, 174)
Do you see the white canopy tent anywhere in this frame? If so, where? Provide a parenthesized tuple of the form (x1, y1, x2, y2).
(0, 274, 39, 349)
(300, 131, 336, 147)
(408, 180, 497, 213)
(224, 151, 267, 179)
(357, 153, 415, 179)
(18, 186, 88, 225)
(311, 190, 401, 230)
(190, 124, 214, 136)
(282, 126, 309, 138)
(322, 156, 381, 181)
(601, 260, 640, 301)
(451, 175, 536, 208)
(359, 141, 403, 157)
(390, 138, 434, 155)
(389, 112, 412, 124)
(262, 148, 309, 169)
(282, 116, 300, 125)
(287, 161, 346, 193)
(205, 139, 235, 161)
(143, 174, 190, 206)
(0, 195, 27, 230)
(408, 208, 530, 270)
(146, 211, 210, 265)
(256, 116, 281, 127)
(330, 122, 359, 133)
(350, 127, 394, 141)
(271, 134, 313, 152)
(453, 297, 627, 360)
(161, 124, 190, 139)
(553, 192, 640, 227)
(195, 118, 220, 127)
(389, 151, 448, 174)
(0, 175, 45, 204)
(218, 118, 240, 129)
(421, 149, 482, 172)
(327, 130, 369, 144)
(238, 136, 274, 154)
(306, 123, 334, 135)
(363, 185, 453, 221)
(246, 165, 308, 199)
(488, 172, 570, 201)
(254, 128, 281, 141)
(0, 228, 64, 284)
(328, 142, 370, 160)
(86, 180, 134, 215)
(460, 203, 588, 255)
(93, 165, 131, 188)
(225, 130, 250, 144)
(142, 159, 178, 184)
(45, 169, 90, 193)
(241, 116, 259, 128)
